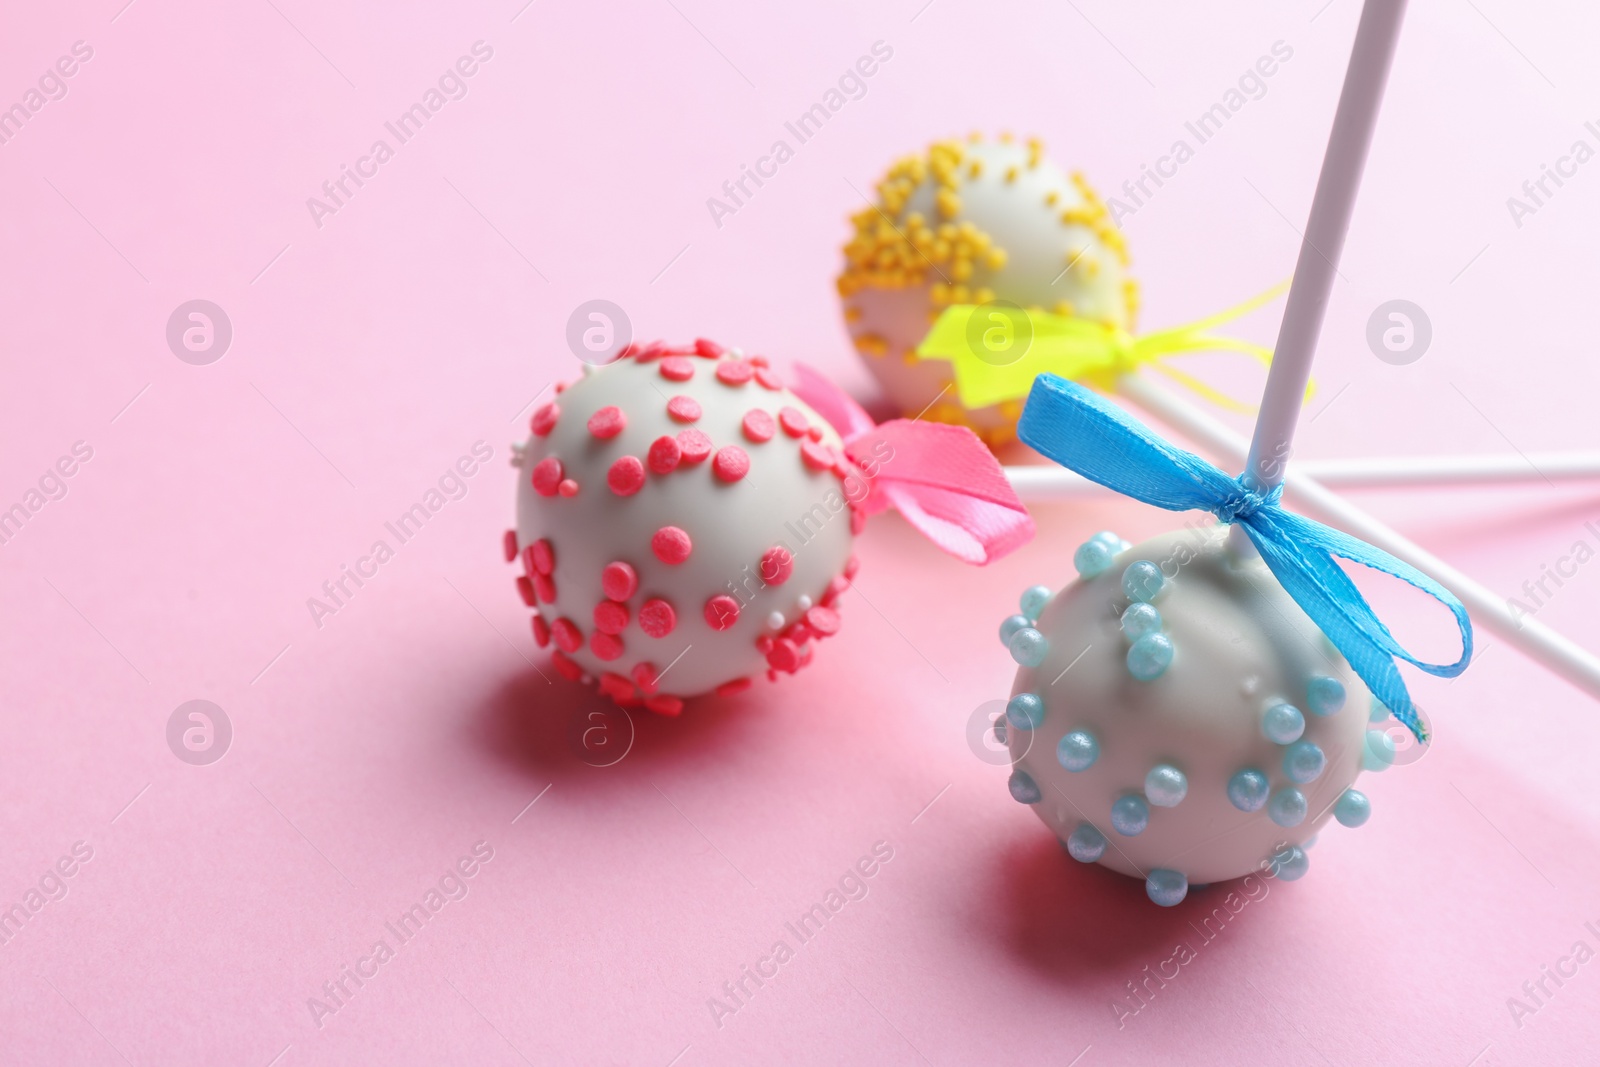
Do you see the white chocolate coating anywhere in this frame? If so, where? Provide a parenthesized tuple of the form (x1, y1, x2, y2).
(513, 349, 858, 705)
(1005, 526, 1373, 888)
(839, 137, 1135, 444)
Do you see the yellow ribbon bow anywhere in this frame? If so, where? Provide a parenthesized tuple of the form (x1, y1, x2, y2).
(913, 280, 1301, 414)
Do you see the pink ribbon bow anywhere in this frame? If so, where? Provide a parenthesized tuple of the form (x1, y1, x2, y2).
(789, 363, 1034, 564)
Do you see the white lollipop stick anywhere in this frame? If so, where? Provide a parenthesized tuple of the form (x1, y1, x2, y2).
(1195, 0, 1600, 699)
(1005, 448, 1600, 499)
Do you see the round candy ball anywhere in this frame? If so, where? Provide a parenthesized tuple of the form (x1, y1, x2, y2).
(1001, 526, 1375, 890)
(509, 341, 861, 712)
(837, 134, 1137, 447)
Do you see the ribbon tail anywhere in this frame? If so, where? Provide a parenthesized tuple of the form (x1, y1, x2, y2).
(846, 420, 1034, 565)
(789, 361, 878, 440)
(1241, 510, 1473, 743)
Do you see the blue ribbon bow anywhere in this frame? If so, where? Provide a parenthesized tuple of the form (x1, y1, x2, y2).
(1018, 374, 1472, 743)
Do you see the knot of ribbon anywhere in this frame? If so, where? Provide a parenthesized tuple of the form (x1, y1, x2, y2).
(1018, 373, 1473, 743)
(914, 280, 1299, 414)
(788, 363, 1034, 565)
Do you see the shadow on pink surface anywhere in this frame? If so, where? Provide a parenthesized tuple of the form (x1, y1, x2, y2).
(469, 661, 769, 786)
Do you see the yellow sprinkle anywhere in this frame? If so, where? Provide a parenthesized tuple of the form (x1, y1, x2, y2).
(936, 189, 961, 219)
(1044, 191, 1059, 207)
(986, 248, 1007, 270)
(968, 160, 983, 178)
(1004, 166, 1018, 183)
(844, 306, 862, 323)
(975, 287, 996, 304)
(999, 131, 1014, 144)
(857, 334, 888, 357)
(1052, 300, 1076, 317)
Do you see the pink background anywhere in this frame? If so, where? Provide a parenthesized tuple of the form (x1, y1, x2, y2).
(3, 0, 1600, 1063)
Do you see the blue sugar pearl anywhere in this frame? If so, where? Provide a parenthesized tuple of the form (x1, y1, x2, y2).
(999, 614, 1031, 645)
(1145, 764, 1188, 807)
(1120, 602, 1163, 640)
(1073, 538, 1116, 578)
(1145, 868, 1188, 907)
(1334, 788, 1371, 828)
(1091, 530, 1122, 545)
(1261, 702, 1306, 745)
(1057, 730, 1099, 772)
(1006, 692, 1045, 731)
(1110, 795, 1149, 836)
(1268, 787, 1308, 828)
(1270, 844, 1310, 881)
(1121, 561, 1165, 602)
(1369, 695, 1390, 722)
(1126, 633, 1174, 681)
(1019, 585, 1052, 622)
(992, 716, 1006, 745)
(1008, 627, 1050, 668)
(1066, 822, 1107, 863)
(1307, 675, 1346, 716)
(1228, 769, 1270, 812)
(1364, 729, 1396, 771)
(1282, 741, 1326, 784)
(1008, 769, 1041, 804)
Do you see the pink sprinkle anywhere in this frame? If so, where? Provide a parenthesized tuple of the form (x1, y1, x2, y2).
(530, 539, 555, 575)
(805, 605, 841, 636)
(639, 598, 677, 637)
(749, 355, 769, 368)
(667, 395, 702, 422)
(677, 429, 712, 464)
(532, 456, 564, 496)
(845, 556, 860, 578)
(558, 478, 580, 497)
(704, 595, 741, 631)
(590, 630, 625, 661)
(694, 338, 725, 359)
(516, 576, 535, 606)
(713, 446, 750, 482)
(716, 360, 754, 386)
(822, 576, 849, 606)
(551, 618, 582, 653)
(599, 672, 635, 700)
(778, 407, 809, 437)
(534, 572, 557, 603)
(551, 650, 583, 680)
(633, 340, 667, 363)
(531, 615, 551, 648)
(755, 634, 775, 654)
(850, 507, 867, 534)
(759, 547, 794, 585)
(587, 405, 627, 439)
(645, 694, 684, 716)
(607, 456, 645, 496)
(647, 435, 682, 474)
(601, 561, 638, 601)
(807, 425, 824, 442)
(715, 677, 752, 697)
(530, 402, 560, 436)
(755, 367, 784, 390)
(742, 409, 775, 443)
(502, 529, 518, 562)
(594, 600, 630, 635)
(767, 638, 801, 672)
(652, 526, 693, 564)
(633, 662, 660, 694)
(800, 440, 834, 472)
(660, 356, 695, 381)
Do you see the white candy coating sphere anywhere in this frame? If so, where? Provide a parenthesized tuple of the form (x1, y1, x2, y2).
(509, 344, 862, 712)
(838, 135, 1137, 445)
(1002, 527, 1378, 901)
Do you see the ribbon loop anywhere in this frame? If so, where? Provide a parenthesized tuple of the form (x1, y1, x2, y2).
(915, 279, 1297, 414)
(789, 363, 1034, 565)
(1017, 373, 1473, 743)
